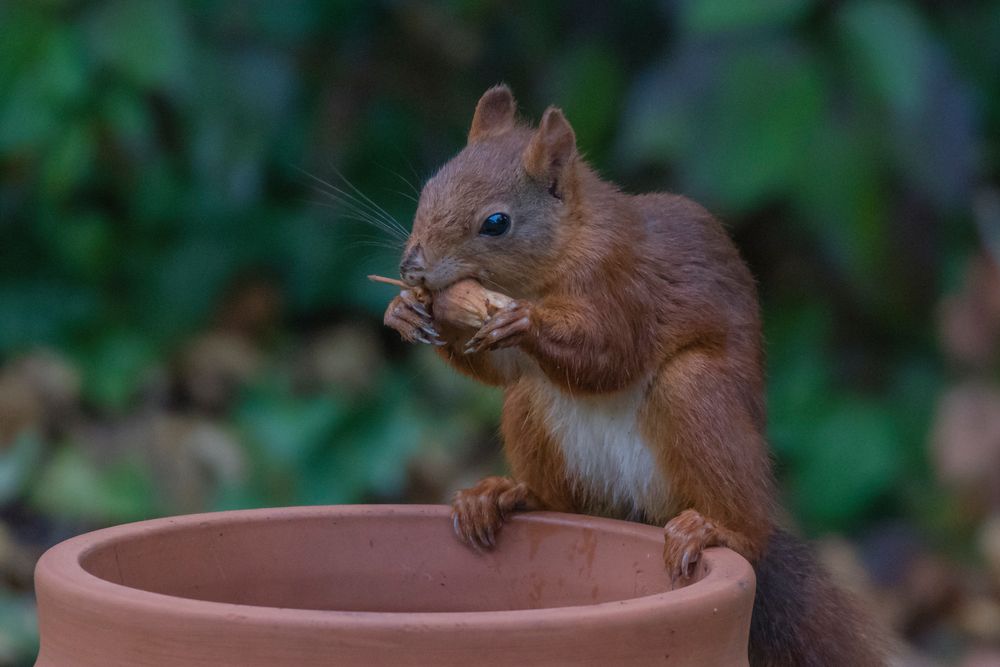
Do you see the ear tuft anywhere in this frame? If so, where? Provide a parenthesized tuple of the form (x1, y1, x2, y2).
(468, 85, 517, 143)
(523, 107, 577, 196)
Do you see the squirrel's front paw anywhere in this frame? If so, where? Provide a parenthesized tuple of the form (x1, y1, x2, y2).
(663, 509, 720, 583)
(383, 289, 445, 346)
(451, 476, 534, 550)
(463, 301, 532, 355)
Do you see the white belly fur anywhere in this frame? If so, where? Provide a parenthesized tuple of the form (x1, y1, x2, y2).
(530, 376, 670, 519)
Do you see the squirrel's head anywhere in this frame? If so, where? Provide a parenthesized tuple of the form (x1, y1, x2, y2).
(399, 85, 580, 297)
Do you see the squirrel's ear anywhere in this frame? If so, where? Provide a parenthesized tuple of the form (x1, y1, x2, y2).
(523, 106, 576, 199)
(468, 85, 517, 143)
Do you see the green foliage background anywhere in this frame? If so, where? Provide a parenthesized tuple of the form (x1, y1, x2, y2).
(1, 0, 998, 663)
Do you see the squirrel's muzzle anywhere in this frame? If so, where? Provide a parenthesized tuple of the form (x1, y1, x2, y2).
(399, 244, 427, 286)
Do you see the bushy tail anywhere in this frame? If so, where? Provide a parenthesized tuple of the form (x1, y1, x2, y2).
(749, 529, 889, 667)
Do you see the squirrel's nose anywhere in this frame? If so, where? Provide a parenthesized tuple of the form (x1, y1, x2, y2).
(399, 244, 427, 286)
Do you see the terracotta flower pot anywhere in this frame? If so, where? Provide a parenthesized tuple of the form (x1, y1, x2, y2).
(35, 505, 754, 666)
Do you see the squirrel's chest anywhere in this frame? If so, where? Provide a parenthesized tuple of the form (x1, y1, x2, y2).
(529, 378, 671, 519)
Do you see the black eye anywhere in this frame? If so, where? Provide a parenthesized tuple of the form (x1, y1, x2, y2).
(479, 212, 511, 237)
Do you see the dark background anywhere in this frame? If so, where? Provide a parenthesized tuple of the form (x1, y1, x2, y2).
(2, 1, 999, 664)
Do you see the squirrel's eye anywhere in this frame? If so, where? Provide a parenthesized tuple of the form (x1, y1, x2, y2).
(479, 212, 511, 237)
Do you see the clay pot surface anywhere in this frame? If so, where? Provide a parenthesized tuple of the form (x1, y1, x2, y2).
(35, 505, 754, 666)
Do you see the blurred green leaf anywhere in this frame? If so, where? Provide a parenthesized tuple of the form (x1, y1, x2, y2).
(85, 0, 191, 91)
(0, 283, 97, 353)
(42, 122, 95, 198)
(617, 66, 696, 166)
(237, 391, 347, 467)
(100, 87, 154, 155)
(837, 1, 928, 120)
(544, 43, 624, 155)
(679, 0, 815, 34)
(0, 592, 38, 667)
(687, 45, 825, 211)
(944, 3, 1000, 132)
(139, 233, 242, 338)
(790, 398, 904, 532)
(0, 75, 60, 153)
(0, 21, 88, 153)
(297, 385, 422, 504)
(836, 0, 977, 210)
(283, 214, 357, 312)
(0, 433, 43, 505)
(889, 360, 940, 473)
(29, 446, 156, 523)
(44, 213, 114, 283)
(620, 42, 826, 212)
(76, 331, 157, 410)
(766, 307, 834, 461)
(790, 121, 891, 307)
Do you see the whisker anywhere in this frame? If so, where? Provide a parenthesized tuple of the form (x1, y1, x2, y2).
(303, 189, 408, 241)
(315, 185, 406, 238)
(300, 177, 395, 221)
(382, 186, 418, 204)
(375, 159, 422, 198)
(345, 240, 404, 254)
(329, 165, 411, 238)
(308, 166, 407, 235)
(343, 233, 405, 252)
(310, 202, 405, 241)
(392, 149, 425, 191)
(346, 238, 403, 251)
(306, 193, 391, 226)
(296, 167, 409, 239)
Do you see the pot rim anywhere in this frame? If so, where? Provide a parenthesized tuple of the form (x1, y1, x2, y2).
(35, 504, 754, 632)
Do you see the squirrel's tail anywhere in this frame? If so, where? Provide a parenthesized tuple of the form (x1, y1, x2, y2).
(749, 529, 890, 667)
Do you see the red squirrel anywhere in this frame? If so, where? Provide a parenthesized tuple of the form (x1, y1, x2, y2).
(382, 85, 887, 665)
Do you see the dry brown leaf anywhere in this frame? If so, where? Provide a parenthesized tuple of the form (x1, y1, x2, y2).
(939, 254, 1000, 366)
(979, 514, 1000, 586)
(957, 597, 1000, 642)
(931, 382, 1000, 496)
(178, 331, 263, 411)
(295, 323, 383, 394)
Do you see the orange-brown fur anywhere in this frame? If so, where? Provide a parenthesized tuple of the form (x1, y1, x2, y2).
(383, 85, 887, 665)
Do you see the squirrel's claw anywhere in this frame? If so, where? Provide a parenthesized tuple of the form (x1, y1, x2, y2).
(463, 302, 532, 355)
(411, 302, 431, 319)
(383, 290, 445, 346)
(663, 509, 718, 585)
(451, 476, 535, 551)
